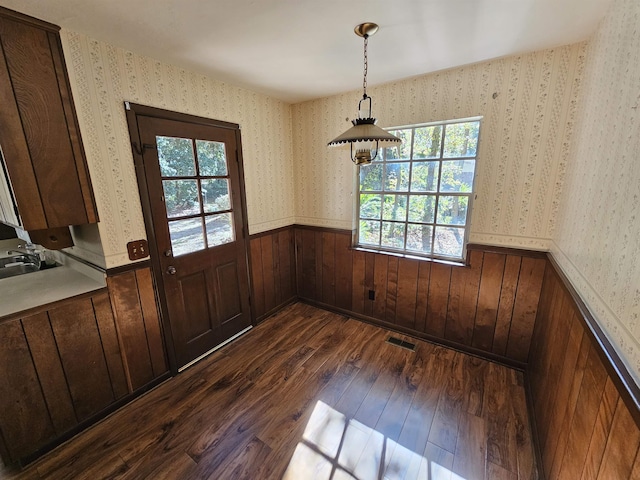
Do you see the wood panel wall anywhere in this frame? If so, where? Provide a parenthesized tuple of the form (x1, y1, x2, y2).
(291, 225, 546, 365)
(528, 260, 640, 479)
(0, 265, 168, 465)
(106, 267, 168, 390)
(0, 290, 124, 464)
(249, 227, 296, 322)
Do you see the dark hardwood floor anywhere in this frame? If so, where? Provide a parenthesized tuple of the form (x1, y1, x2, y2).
(1, 303, 537, 479)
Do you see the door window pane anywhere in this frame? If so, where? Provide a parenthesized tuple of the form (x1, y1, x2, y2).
(163, 180, 200, 217)
(196, 140, 227, 176)
(202, 179, 231, 213)
(169, 218, 205, 256)
(157, 136, 196, 176)
(205, 213, 234, 247)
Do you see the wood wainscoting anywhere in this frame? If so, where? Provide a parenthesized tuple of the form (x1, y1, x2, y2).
(249, 226, 297, 322)
(527, 257, 640, 479)
(0, 290, 121, 464)
(106, 266, 169, 390)
(289, 225, 546, 366)
(0, 264, 169, 466)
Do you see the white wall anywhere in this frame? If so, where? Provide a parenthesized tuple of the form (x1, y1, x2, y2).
(61, 31, 296, 268)
(291, 43, 585, 250)
(552, 0, 640, 382)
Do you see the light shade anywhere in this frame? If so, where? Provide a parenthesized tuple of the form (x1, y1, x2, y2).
(327, 23, 401, 165)
(327, 118, 401, 149)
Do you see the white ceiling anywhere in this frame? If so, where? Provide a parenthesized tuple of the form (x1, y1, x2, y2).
(0, 0, 613, 103)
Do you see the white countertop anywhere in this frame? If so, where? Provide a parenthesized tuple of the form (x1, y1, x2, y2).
(0, 239, 107, 319)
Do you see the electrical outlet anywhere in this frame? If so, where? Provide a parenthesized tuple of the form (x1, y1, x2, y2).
(127, 239, 149, 260)
(368, 289, 375, 300)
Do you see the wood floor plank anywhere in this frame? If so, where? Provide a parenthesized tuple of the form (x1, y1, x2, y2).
(352, 344, 408, 424)
(487, 461, 518, 480)
(452, 412, 487, 479)
(1, 302, 538, 480)
(374, 342, 427, 444)
(418, 442, 455, 480)
(483, 362, 518, 475)
(190, 432, 267, 480)
(510, 381, 538, 480)
(462, 354, 487, 416)
(396, 344, 454, 471)
(428, 351, 465, 454)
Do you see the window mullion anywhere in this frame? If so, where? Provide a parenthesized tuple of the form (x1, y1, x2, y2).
(403, 128, 415, 251)
(431, 125, 446, 255)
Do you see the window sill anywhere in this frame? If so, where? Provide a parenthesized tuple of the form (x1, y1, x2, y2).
(350, 245, 469, 268)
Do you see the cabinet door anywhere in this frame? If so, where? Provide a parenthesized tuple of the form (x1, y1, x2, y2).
(0, 320, 56, 464)
(0, 10, 97, 230)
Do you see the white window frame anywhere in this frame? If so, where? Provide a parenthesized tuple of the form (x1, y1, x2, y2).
(355, 117, 482, 262)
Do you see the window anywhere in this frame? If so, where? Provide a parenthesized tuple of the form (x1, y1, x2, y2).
(357, 118, 480, 261)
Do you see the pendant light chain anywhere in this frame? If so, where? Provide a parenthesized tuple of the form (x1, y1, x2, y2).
(363, 35, 368, 97)
(327, 23, 401, 165)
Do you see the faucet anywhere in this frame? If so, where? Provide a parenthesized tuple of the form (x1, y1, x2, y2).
(7, 243, 41, 265)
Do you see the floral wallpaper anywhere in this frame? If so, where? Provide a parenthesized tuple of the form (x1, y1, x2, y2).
(292, 43, 586, 250)
(61, 31, 295, 268)
(552, 0, 640, 383)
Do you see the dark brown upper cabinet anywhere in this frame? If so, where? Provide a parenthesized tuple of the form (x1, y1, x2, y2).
(0, 7, 97, 231)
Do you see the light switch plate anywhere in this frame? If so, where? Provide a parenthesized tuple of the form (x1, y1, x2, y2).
(127, 239, 149, 260)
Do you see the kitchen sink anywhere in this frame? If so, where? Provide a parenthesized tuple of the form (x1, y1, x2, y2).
(0, 254, 41, 279)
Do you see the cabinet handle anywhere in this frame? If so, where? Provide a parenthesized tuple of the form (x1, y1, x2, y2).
(166, 266, 176, 275)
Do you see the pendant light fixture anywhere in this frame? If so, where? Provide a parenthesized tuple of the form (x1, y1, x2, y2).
(328, 22, 401, 166)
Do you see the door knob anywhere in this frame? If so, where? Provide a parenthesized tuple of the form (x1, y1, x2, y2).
(164, 249, 172, 257)
(166, 266, 176, 275)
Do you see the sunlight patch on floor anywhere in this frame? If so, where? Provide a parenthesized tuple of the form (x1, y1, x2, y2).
(283, 401, 465, 480)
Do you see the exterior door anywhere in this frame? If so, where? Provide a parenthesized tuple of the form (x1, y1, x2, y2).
(134, 111, 251, 369)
